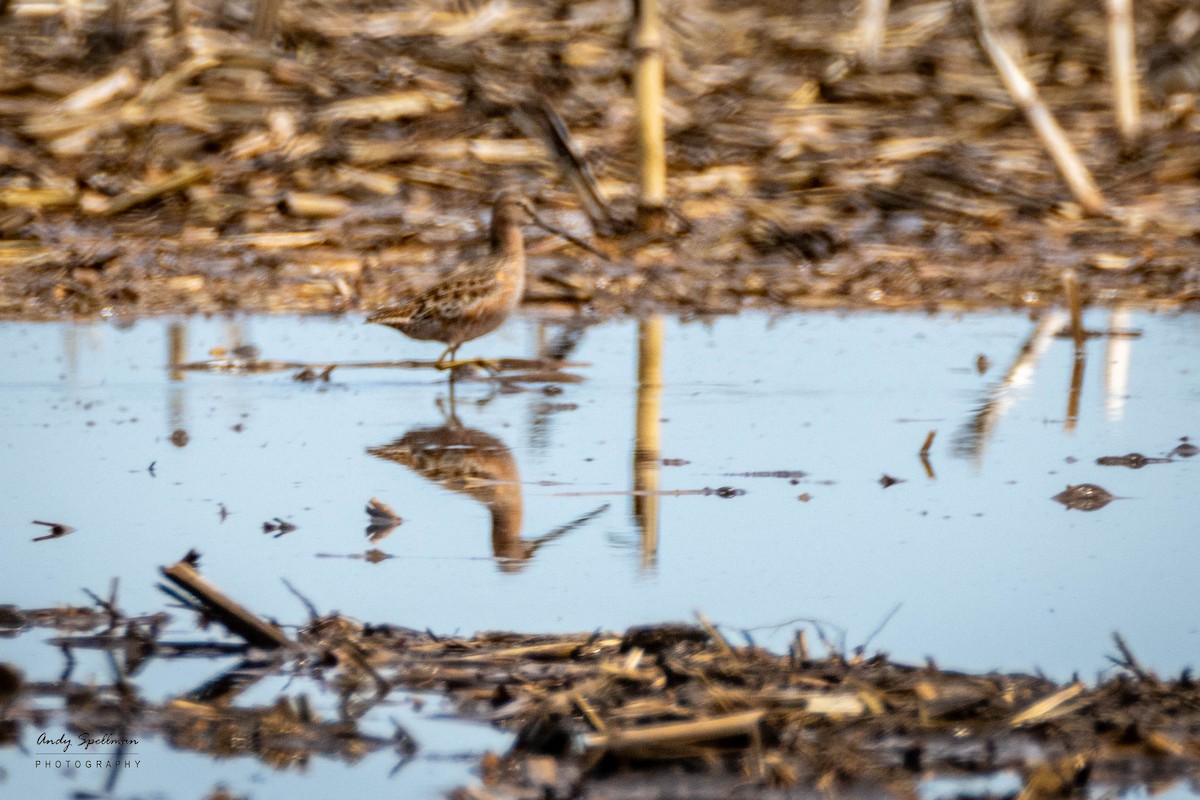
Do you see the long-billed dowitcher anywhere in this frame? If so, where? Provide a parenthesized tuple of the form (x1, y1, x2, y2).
(367, 191, 530, 370)
(368, 422, 528, 569)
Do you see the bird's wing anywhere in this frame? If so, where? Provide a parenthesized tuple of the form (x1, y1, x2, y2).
(366, 298, 421, 326)
(422, 270, 503, 317)
(367, 264, 499, 326)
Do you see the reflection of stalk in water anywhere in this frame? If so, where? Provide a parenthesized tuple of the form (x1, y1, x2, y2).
(62, 321, 104, 385)
(168, 321, 186, 381)
(1104, 306, 1132, 422)
(167, 321, 187, 432)
(529, 319, 590, 451)
(634, 317, 663, 572)
(1065, 342, 1085, 433)
(224, 318, 245, 355)
(1062, 269, 1087, 432)
(952, 311, 1066, 464)
(63, 322, 79, 382)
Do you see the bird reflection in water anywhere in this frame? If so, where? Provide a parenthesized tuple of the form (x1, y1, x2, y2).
(368, 401, 606, 572)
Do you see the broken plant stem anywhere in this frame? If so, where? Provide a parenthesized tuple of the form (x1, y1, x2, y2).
(857, 0, 890, 70)
(967, 0, 1108, 216)
(632, 0, 667, 231)
(521, 202, 611, 261)
(1106, 0, 1140, 147)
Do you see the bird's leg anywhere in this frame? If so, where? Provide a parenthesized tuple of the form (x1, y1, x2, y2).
(436, 392, 463, 427)
(437, 352, 503, 375)
(438, 359, 502, 374)
(466, 358, 503, 375)
(434, 345, 459, 370)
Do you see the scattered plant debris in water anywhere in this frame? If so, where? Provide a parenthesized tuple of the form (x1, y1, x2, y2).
(365, 497, 403, 543)
(1052, 484, 1116, 511)
(1095, 453, 1172, 468)
(2, 558, 1199, 800)
(292, 365, 336, 382)
(726, 470, 808, 479)
(262, 517, 298, 537)
(1171, 438, 1198, 458)
(30, 520, 76, 542)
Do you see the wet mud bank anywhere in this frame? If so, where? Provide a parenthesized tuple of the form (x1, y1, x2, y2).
(3, 556, 1200, 800)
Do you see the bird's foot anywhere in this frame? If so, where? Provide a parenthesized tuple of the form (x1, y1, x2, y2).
(436, 357, 502, 375)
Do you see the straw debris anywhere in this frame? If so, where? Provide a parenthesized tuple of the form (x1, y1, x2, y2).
(0, 0, 1198, 317)
(5, 572, 1200, 800)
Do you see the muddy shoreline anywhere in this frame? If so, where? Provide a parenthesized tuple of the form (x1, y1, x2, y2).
(3, 555, 1200, 800)
(3, 0, 1200, 320)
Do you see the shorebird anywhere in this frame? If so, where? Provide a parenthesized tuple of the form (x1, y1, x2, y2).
(367, 190, 531, 370)
(369, 416, 608, 571)
(368, 421, 530, 570)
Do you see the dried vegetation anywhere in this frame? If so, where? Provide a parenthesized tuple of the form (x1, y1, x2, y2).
(1, 0, 1200, 317)
(3, 556, 1200, 799)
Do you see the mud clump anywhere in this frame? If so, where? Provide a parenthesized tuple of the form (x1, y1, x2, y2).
(1052, 483, 1115, 511)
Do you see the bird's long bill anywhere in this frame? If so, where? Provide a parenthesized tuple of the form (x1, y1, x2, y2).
(522, 202, 611, 262)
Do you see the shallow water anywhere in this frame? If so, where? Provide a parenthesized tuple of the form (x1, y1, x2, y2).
(1, 308, 1197, 797)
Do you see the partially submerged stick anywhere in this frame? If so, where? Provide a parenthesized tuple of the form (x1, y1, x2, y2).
(1062, 269, 1084, 348)
(966, 0, 1108, 216)
(634, 317, 664, 570)
(161, 555, 290, 649)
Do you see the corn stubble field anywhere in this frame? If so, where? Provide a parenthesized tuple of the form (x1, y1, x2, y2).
(0, 0, 1198, 319)
(2, 0, 1200, 798)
